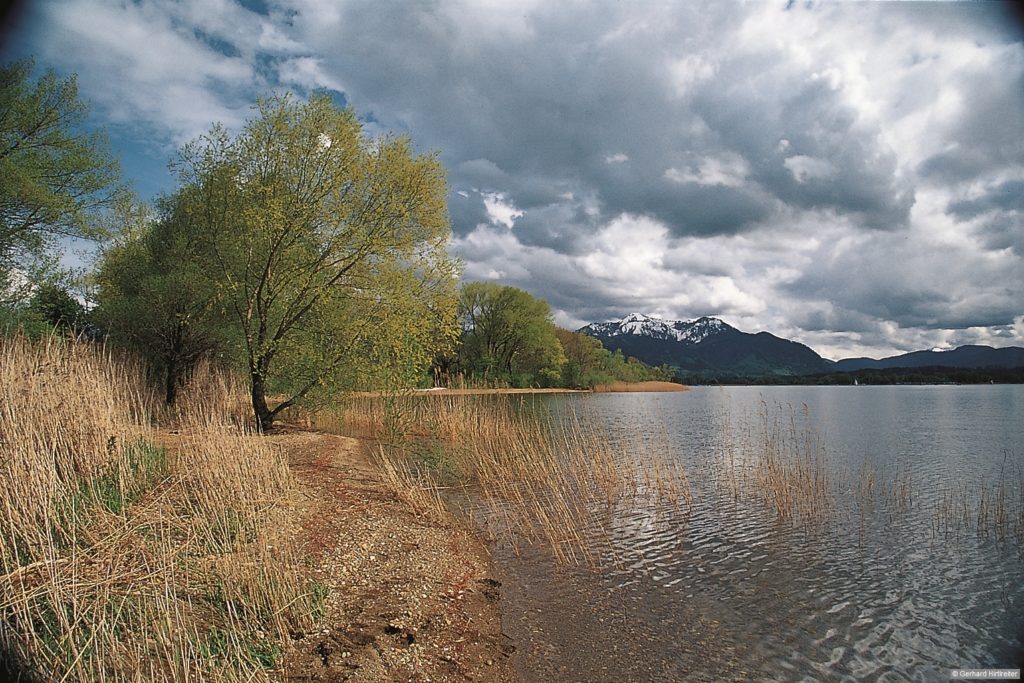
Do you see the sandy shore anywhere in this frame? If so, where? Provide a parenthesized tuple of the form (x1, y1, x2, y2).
(275, 430, 515, 681)
(591, 380, 689, 393)
(351, 381, 689, 397)
(410, 387, 586, 396)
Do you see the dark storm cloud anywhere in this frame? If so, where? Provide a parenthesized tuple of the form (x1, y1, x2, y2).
(688, 59, 915, 231)
(783, 236, 1022, 331)
(446, 190, 489, 238)
(976, 216, 1024, 256)
(292, 1, 919, 244)
(917, 71, 1024, 185)
(511, 204, 600, 255)
(948, 180, 1024, 220)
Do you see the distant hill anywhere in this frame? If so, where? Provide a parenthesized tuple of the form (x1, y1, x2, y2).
(833, 345, 1024, 371)
(577, 313, 1024, 379)
(577, 313, 832, 377)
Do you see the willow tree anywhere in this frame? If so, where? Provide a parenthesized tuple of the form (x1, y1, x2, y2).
(0, 59, 125, 297)
(176, 94, 457, 431)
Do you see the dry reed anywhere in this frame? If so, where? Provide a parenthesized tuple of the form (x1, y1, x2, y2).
(0, 334, 319, 681)
(321, 393, 692, 566)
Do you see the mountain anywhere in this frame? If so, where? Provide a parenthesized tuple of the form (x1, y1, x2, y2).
(577, 313, 1024, 378)
(833, 345, 1024, 371)
(577, 313, 833, 377)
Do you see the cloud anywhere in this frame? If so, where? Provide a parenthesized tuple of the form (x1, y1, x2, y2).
(947, 179, 1024, 220)
(278, 56, 346, 93)
(784, 156, 838, 184)
(481, 192, 523, 229)
(665, 154, 749, 187)
(14, 0, 1023, 358)
(25, 0, 307, 144)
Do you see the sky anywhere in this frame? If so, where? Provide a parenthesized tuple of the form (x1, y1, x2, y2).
(3, 0, 1023, 360)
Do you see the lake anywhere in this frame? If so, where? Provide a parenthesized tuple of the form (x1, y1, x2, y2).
(491, 385, 1024, 681)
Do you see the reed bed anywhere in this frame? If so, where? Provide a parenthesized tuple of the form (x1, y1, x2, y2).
(323, 393, 692, 566)
(0, 335, 319, 682)
(333, 392, 1024, 564)
(712, 401, 833, 524)
(712, 401, 1024, 549)
(930, 456, 1024, 545)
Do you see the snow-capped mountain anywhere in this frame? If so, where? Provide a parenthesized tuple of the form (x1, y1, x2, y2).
(579, 313, 731, 346)
(578, 313, 1024, 379)
(577, 313, 832, 377)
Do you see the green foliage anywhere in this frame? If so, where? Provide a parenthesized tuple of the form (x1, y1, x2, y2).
(93, 195, 234, 404)
(554, 327, 673, 387)
(456, 282, 565, 386)
(199, 627, 281, 671)
(28, 281, 87, 333)
(57, 440, 168, 527)
(170, 93, 458, 430)
(0, 59, 126, 288)
(308, 580, 330, 621)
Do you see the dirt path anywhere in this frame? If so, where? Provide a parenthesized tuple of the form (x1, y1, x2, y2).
(276, 430, 516, 682)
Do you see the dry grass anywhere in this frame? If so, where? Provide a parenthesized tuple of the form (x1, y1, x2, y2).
(0, 335, 320, 682)
(320, 393, 692, 566)
(330, 391, 1024, 567)
(751, 402, 831, 521)
(713, 402, 1023, 548)
(713, 401, 832, 523)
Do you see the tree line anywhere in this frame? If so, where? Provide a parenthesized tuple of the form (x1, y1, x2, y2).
(1, 59, 667, 430)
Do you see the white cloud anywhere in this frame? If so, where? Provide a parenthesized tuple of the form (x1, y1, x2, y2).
(783, 155, 839, 184)
(34, 0, 271, 142)
(665, 154, 750, 187)
(669, 54, 716, 98)
(481, 192, 524, 229)
(278, 56, 346, 93)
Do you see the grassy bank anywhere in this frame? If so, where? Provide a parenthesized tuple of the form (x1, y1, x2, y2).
(0, 336, 320, 681)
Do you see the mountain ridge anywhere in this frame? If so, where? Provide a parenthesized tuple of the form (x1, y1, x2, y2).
(577, 313, 832, 376)
(577, 313, 1024, 377)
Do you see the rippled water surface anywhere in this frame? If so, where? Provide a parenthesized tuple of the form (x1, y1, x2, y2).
(494, 386, 1024, 682)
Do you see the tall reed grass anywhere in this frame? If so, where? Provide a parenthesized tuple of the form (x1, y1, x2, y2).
(320, 393, 692, 566)
(326, 391, 1024, 570)
(0, 335, 319, 681)
(713, 400, 1024, 548)
(712, 401, 832, 523)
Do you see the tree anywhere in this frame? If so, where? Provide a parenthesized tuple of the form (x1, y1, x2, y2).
(94, 195, 232, 406)
(457, 282, 565, 386)
(28, 281, 86, 333)
(175, 94, 457, 430)
(0, 59, 125, 293)
(554, 327, 608, 387)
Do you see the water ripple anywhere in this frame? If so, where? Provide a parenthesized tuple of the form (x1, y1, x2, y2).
(496, 387, 1024, 681)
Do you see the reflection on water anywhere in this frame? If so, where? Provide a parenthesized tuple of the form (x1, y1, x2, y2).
(490, 386, 1024, 681)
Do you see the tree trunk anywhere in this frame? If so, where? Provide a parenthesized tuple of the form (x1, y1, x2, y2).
(250, 372, 274, 432)
(164, 322, 184, 406)
(164, 358, 178, 406)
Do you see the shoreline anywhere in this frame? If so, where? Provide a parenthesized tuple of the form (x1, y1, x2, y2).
(348, 380, 689, 398)
(276, 429, 515, 681)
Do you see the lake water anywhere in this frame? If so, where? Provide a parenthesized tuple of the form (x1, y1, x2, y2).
(492, 386, 1024, 682)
